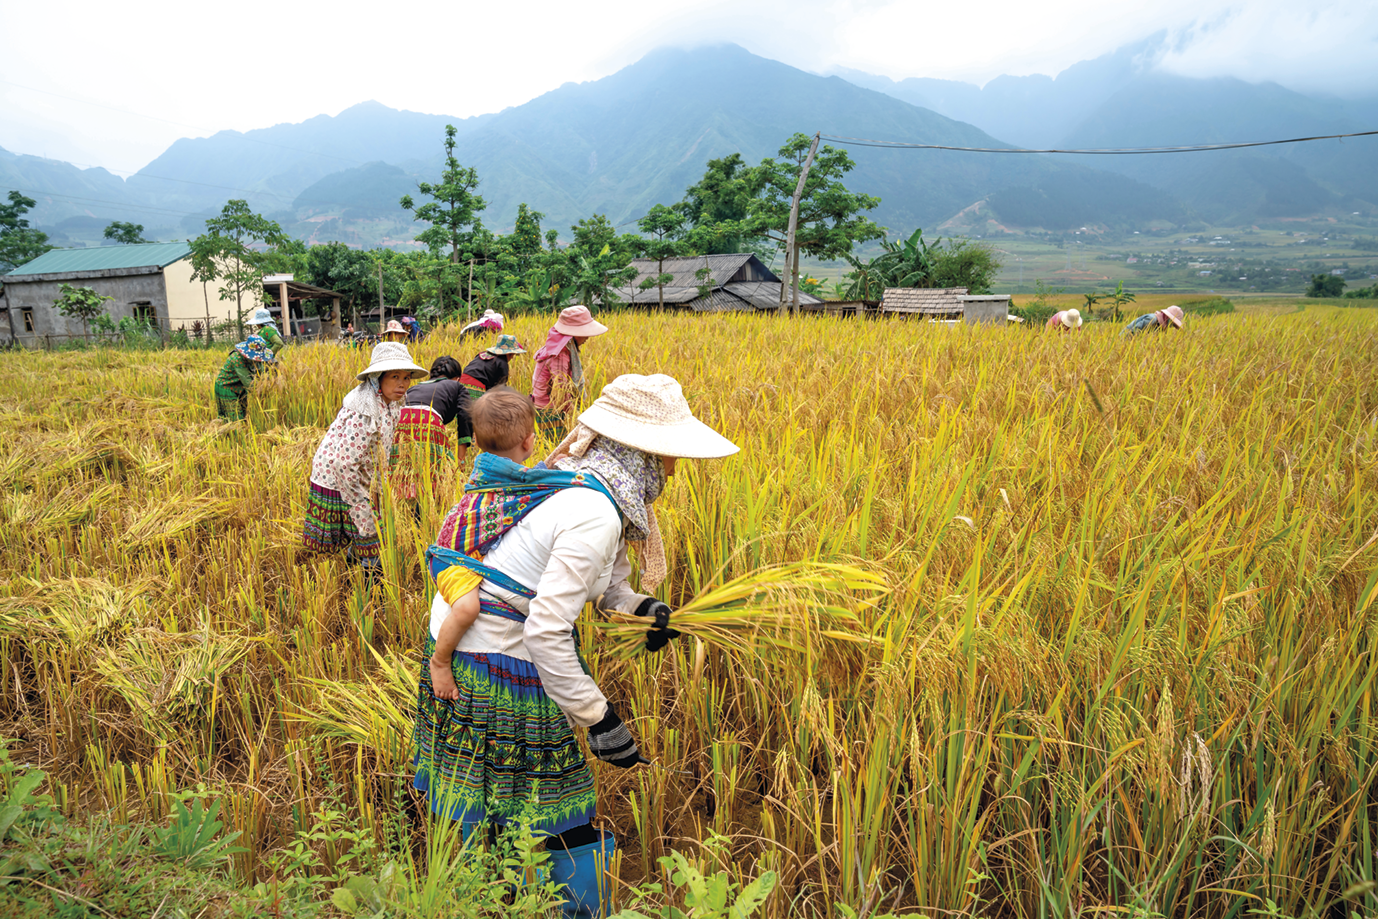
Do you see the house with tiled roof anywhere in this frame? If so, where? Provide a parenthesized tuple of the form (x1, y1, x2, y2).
(610, 253, 822, 312)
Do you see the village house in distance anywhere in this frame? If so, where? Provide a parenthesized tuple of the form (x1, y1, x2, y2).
(612, 253, 823, 311)
(1, 243, 205, 344)
(1, 243, 342, 345)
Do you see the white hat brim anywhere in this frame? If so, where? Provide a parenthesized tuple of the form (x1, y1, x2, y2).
(577, 402, 739, 459)
(357, 360, 427, 381)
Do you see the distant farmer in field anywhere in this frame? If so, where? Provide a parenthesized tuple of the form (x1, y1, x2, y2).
(413, 373, 738, 918)
(460, 334, 526, 402)
(1047, 308, 1082, 331)
(391, 355, 474, 504)
(381, 319, 409, 343)
(302, 342, 427, 573)
(247, 307, 287, 352)
(532, 305, 607, 442)
(1123, 305, 1184, 335)
(400, 315, 423, 342)
(213, 335, 276, 421)
(457, 308, 504, 343)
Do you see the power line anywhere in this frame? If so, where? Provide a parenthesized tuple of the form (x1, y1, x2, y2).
(818, 129, 1378, 154)
(0, 185, 203, 220)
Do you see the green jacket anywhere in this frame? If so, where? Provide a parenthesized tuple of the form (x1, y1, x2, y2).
(258, 325, 287, 353)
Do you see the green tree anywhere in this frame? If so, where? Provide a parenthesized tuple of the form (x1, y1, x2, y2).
(844, 229, 1001, 298)
(0, 191, 55, 272)
(1106, 280, 1136, 320)
(675, 154, 763, 255)
(401, 124, 486, 266)
(102, 221, 148, 245)
(1307, 273, 1345, 298)
(749, 134, 883, 310)
(304, 242, 377, 327)
(53, 282, 112, 342)
(563, 215, 640, 310)
(636, 204, 688, 310)
(188, 200, 288, 335)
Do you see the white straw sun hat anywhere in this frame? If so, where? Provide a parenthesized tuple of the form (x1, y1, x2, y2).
(575, 373, 738, 459)
(356, 341, 427, 382)
(1061, 308, 1083, 329)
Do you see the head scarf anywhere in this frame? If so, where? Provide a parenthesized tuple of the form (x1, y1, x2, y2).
(340, 373, 402, 436)
(550, 425, 667, 591)
(534, 327, 572, 362)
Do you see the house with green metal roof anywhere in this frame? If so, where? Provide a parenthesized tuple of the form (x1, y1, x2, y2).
(0, 241, 228, 345)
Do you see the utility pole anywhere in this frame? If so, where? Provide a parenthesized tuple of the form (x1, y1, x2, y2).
(468, 258, 475, 321)
(779, 132, 820, 316)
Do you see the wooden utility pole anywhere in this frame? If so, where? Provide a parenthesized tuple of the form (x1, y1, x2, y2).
(468, 258, 475, 321)
(779, 132, 820, 316)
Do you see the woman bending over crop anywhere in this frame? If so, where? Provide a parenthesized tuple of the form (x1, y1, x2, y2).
(391, 355, 473, 504)
(459, 333, 526, 402)
(213, 335, 276, 421)
(1123, 304, 1184, 335)
(414, 373, 737, 918)
(302, 342, 426, 572)
(532, 305, 606, 443)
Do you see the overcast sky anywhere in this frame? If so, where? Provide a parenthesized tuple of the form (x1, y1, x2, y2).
(1, 0, 1373, 175)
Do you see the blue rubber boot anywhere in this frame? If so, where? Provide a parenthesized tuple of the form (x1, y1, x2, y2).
(546, 829, 615, 918)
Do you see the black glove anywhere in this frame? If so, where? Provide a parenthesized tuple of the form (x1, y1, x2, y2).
(634, 597, 681, 653)
(587, 704, 642, 768)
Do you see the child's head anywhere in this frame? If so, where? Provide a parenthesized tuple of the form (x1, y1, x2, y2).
(471, 387, 536, 461)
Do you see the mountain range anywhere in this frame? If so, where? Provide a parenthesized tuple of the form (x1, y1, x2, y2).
(3, 39, 1376, 252)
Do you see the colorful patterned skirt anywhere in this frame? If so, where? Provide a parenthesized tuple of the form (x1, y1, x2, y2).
(391, 406, 455, 501)
(535, 407, 567, 445)
(214, 381, 247, 421)
(413, 636, 597, 834)
(301, 482, 380, 558)
(458, 375, 487, 445)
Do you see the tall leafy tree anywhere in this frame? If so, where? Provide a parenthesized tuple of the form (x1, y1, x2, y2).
(0, 191, 54, 272)
(102, 221, 148, 245)
(636, 204, 688, 310)
(401, 124, 486, 265)
(188, 200, 288, 335)
(749, 134, 883, 309)
(675, 154, 762, 255)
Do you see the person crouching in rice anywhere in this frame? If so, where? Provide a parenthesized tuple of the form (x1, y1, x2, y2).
(302, 342, 427, 574)
(391, 355, 474, 506)
(458, 333, 526, 403)
(413, 373, 737, 918)
(214, 335, 276, 421)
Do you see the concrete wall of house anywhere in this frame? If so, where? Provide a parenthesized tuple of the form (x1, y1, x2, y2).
(962, 298, 1010, 325)
(163, 257, 235, 330)
(1, 271, 170, 344)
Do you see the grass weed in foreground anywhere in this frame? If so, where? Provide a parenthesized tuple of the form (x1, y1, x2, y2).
(1, 307, 1376, 917)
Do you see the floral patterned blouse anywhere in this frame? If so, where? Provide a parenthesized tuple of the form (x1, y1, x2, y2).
(309, 399, 399, 538)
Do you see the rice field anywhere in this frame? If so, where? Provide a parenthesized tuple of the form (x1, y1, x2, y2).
(1, 304, 1376, 917)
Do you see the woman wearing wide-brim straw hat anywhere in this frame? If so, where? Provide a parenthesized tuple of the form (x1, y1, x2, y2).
(1122, 304, 1184, 335)
(213, 334, 277, 421)
(302, 342, 426, 573)
(532, 305, 608, 443)
(1047, 308, 1082, 330)
(381, 319, 410, 343)
(459, 333, 526, 403)
(413, 372, 736, 918)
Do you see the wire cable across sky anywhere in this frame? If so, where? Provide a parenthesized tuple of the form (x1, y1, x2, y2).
(818, 129, 1378, 154)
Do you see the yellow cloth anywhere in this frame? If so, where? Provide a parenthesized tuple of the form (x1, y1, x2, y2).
(436, 566, 482, 607)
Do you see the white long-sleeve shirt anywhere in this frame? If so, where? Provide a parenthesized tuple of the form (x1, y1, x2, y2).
(428, 486, 650, 727)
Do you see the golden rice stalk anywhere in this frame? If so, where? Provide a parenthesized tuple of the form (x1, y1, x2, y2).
(594, 562, 887, 660)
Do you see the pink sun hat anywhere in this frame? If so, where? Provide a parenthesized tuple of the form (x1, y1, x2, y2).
(1160, 305, 1184, 328)
(552, 305, 608, 337)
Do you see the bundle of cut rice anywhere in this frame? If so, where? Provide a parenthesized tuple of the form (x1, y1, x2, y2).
(594, 562, 886, 659)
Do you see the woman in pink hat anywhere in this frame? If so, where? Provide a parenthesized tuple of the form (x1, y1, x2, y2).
(1122, 304, 1184, 335)
(531, 305, 608, 442)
